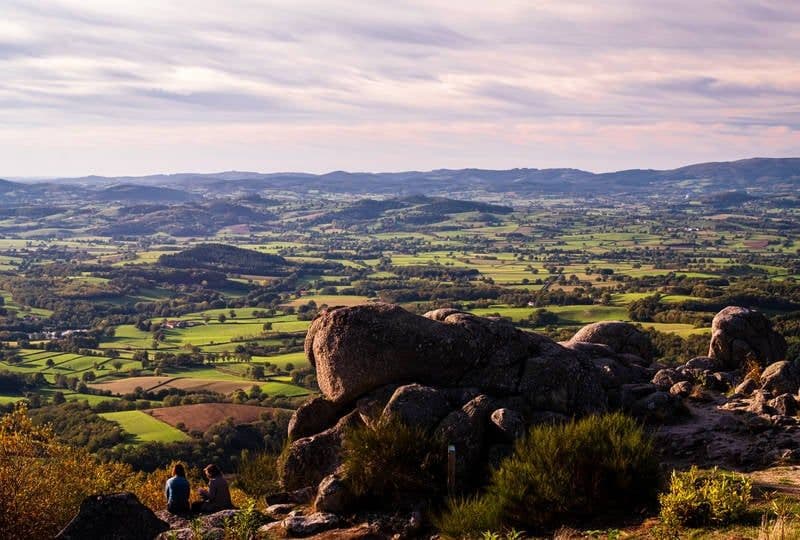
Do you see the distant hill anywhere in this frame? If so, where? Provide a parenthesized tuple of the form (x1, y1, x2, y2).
(308, 196, 514, 227)
(94, 184, 197, 203)
(12, 157, 800, 201)
(96, 202, 277, 236)
(0, 178, 20, 193)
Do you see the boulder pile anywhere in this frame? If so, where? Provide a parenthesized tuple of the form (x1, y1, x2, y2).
(57, 304, 794, 539)
(281, 303, 667, 495)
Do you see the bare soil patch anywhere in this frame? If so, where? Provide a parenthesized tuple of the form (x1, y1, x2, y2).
(90, 376, 175, 394)
(159, 378, 261, 394)
(744, 240, 769, 249)
(147, 403, 270, 432)
(90, 376, 259, 396)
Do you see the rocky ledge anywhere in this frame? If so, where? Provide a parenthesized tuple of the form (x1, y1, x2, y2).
(59, 304, 792, 539)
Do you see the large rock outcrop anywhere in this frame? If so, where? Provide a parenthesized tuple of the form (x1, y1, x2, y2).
(270, 303, 798, 537)
(304, 303, 608, 410)
(284, 303, 657, 492)
(708, 306, 787, 370)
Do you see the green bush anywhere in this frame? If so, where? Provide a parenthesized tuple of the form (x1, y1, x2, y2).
(341, 419, 445, 500)
(233, 449, 279, 497)
(436, 413, 658, 537)
(435, 495, 505, 538)
(659, 466, 751, 529)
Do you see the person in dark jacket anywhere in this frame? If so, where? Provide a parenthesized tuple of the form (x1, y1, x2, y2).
(164, 463, 191, 514)
(194, 464, 234, 513)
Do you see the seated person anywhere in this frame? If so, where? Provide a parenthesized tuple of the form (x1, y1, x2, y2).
(164, 463, 190, 514)
(194, 464, 234, 513)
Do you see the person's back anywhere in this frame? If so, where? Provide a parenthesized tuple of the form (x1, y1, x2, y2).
(202, 464, 233, 512)
(165, 464, 191, 514)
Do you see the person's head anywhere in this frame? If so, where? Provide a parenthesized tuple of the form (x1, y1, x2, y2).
(204, 464, 221, 479)
(172, 463, 186, 477)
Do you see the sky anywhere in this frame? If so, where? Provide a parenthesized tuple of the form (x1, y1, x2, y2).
(1, 0, 799, 177)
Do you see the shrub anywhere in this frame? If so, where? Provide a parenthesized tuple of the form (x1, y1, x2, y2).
(435, 495, 504, 538)
(233, 449, 280, 497)
(0, 403, 133, 539)
(223, 498, 261, 540)
(341, 418, 445, 500)
(436, 413, 658, 537)
(659, 466, 751, 530)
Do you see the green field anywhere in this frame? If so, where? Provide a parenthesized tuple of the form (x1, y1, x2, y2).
(99, 411, 189, 443)
(469, 304, 629, 324)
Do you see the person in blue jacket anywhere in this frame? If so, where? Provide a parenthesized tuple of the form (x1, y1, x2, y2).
(164, 463, 191, 514)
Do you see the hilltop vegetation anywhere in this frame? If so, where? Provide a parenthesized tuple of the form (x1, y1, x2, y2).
(158, 243, 291, 275)
(0, 158, 798, 537)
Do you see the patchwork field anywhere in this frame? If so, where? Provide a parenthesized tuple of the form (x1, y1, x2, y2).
(89, 375, 309, 397)
(147, 403, 274, 432)
(99, 410, 189, 443)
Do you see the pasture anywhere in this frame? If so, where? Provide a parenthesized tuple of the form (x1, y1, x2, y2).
(99, 410, 189, 443)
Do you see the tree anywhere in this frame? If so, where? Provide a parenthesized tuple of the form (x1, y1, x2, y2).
(0, 404, 132, 538)
(249, 365, 265, 380)
(218, 314, 227, 324)
(111, 360, 123, 372)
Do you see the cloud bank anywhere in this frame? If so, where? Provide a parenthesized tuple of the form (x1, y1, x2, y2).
(1, 0, 798, 176)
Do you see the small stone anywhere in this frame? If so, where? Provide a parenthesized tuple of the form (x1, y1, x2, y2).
(669, 381, 692, 398)
(490, 408, 526, 441)
(734, 378, 758, 397)
(685, 356, 716, 370)
(265, 486, 316, 505)
(769, 394, 798, 417)
(652, 369, 689, 390)
(314, 474, 352, 514)
(265, 504, 295, 520)
(282, 512, 342, 536)
(761, 361, 800, 396)
(630, 391, 687, 423)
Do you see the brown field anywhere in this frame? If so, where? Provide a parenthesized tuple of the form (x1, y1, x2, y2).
(147, 403, 271, 432)
(285, 295, 367, 307)
(90, 376, 259, 395)
(743, 240, 769, 249)
(161, 378, 259, 394)
(90, 376, 174, 394)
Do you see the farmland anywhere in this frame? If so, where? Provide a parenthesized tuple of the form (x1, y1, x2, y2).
(99, 410, 189, 443)
(0, 180, 798, 467)
(148, 403, 285, 432)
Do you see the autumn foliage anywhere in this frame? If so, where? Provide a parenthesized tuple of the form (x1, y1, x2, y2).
(0, 403, 134, 538)
(0, 403, 258, 538)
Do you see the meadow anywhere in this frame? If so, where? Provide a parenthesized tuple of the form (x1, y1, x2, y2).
(99, 410, 189, 443)
(0, 191, 797, 447)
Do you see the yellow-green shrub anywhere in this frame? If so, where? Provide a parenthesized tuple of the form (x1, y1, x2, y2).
(0, 404, 133, 539)
(659, 466, 751, 529)
(233, 449, 280, 497)
(341, 418, 445, 499)
(436, 413, 658, 537)
(0, 403, 257, 538)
